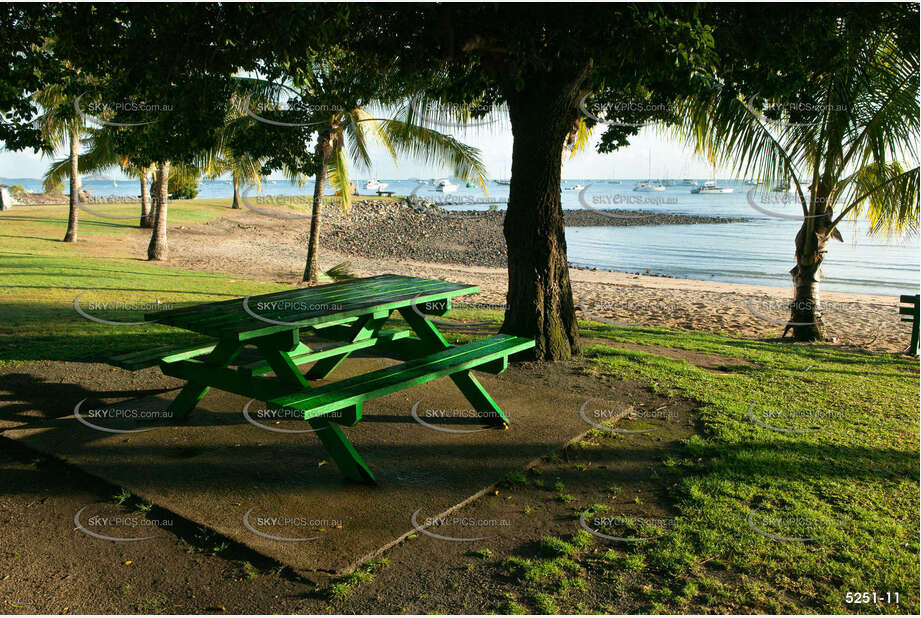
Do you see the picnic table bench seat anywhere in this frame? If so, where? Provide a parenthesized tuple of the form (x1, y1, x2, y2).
(272, 334, 533, 419)
(108, 341, 218, 370)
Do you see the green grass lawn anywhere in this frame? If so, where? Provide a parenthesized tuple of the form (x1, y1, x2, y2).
(570, 322, 919, 614)
(0, 202, 286, 365)
(1, 205, 918, 613)
(387, 312, 919, 613)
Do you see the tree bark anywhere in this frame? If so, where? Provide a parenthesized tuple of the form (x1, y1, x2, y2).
(500, 72, 586, 360)
(139, 171, 153, 228)
(232, 172, 241, 209)
(303, 131, 332, 284)
(63, 127, 80, 242)
(147, 161, 170, 261)
(788, 190, 837, 341)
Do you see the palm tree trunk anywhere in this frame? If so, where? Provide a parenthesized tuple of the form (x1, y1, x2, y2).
(63, 127, 80, 242)
(139, 171, 153, 228)
(147, 161, 170, 261)
(499, 71, 585, 360)
(303, 131, 332, 284)
(232, 172, 241, 209)
(788, 206, 835, 341)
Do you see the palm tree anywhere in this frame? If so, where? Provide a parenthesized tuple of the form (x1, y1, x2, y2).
(34, 84, 86, 242)
(42, 127, 157, 228)
(137, 163, 156, 228)
(199, 137, 265, 210)
(670, 24, 919, 341)
(147, 160, 171, 260)
(243, 77, 490, 284)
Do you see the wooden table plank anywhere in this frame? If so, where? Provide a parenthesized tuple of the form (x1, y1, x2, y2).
(149, 275, 477, 339)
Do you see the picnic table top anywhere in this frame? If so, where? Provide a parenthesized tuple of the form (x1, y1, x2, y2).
(146, 274, 479, 341)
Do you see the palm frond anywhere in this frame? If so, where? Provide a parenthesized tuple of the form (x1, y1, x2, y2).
(664, 94, 809, 211)
(835, 163, 919, 237)
(326, 146, 352, 213)
(376, 119, 489, 191)
(323, 261, 357, 282)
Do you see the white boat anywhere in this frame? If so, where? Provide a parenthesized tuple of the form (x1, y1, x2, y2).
(436, 179, 458, 192)
(365, 179, 387, 191)
(635, 152, 666, 191)
(691, 180, 734, 194)
(416, 178, 428, 184)
(495, 179, 511, 185)
(566, 184, 586, 191)
(634, 180, 665, 192)
(681, 178, 698, 186)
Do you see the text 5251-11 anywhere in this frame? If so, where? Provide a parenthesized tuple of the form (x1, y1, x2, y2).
(845, 592, 899, 604)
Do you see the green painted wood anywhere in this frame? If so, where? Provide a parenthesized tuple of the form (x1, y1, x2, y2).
(108, 342, 217, 370)
(308, 416, 375, 483)
(165, 340, 243, 419)
(153, 275, 453, 327)
(270, 335, 534, 418)
(900, 294, 920, 355)
(396, 306, 450, 353)
(477, 356, 508, 375)
(145, 276, 396, 326)
(148, 274, 404, 321)
(136, 275, 534, 481)
(255, 343, 310, 389)
(148, 275, 478, 340)
(215, 280, 465, 336)
(237, 330, 411, 377)
(161, 359, 304, 401)
(229, 286, 475, 342)
(449, 370, 509, 426)
(305, 310, 392, 380)
(395, 305, 513, 424)
(371, 335, 430, 360)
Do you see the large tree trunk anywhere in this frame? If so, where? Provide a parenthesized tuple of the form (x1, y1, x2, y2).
(139, 171, 153, 228)
(231, 172, 241, 209)
(63, 127, 80, 242)
(147, 161, 170, 261)
(500, 71, 586, 360)
(303, 131, 332, 284)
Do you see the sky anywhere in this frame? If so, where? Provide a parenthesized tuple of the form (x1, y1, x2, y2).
(0, 122, 736, 182)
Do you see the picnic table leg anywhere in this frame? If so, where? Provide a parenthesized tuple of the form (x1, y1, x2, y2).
(255, 330, 311, 388)
(306, 311, 391, 379)
(309, 414, 375, 483)
(450, 371, 509, 426)
(397, 308, 509, 427)
(254, 330, 375, 482)
(167, 339, 242, 419)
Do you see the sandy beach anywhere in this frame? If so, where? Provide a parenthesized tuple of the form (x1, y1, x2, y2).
(72, 199, 914, 354)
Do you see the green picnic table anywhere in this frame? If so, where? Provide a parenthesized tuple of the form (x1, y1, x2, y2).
(109, 274, 534, 483)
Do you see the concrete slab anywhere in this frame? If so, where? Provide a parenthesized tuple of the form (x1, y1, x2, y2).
(4, 357, 624, 574)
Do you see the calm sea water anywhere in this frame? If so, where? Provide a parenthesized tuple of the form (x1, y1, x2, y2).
(5, 177, 918, 296)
